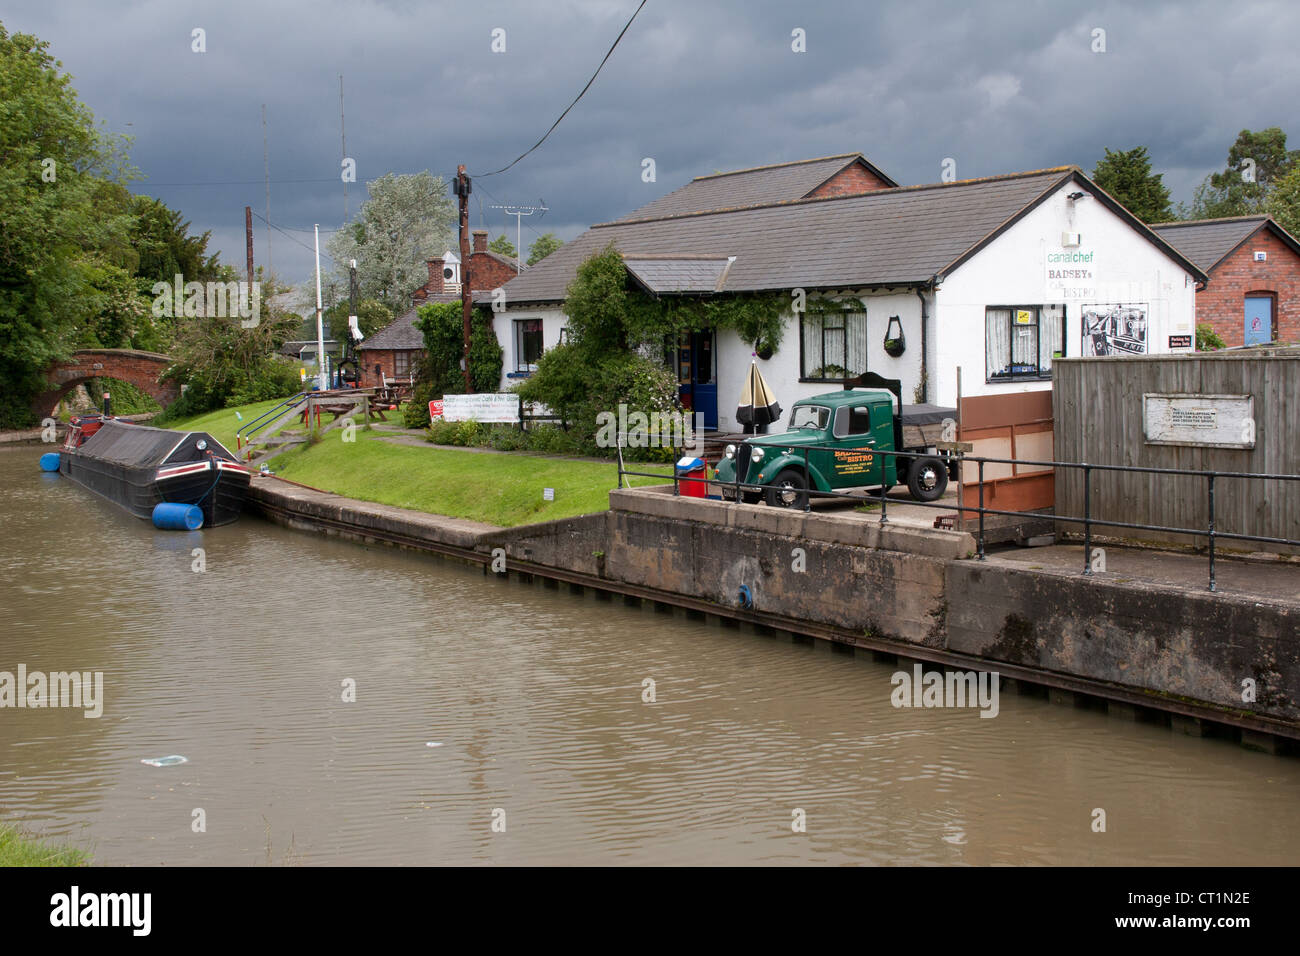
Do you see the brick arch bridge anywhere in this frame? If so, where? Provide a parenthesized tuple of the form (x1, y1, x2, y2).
(34, 349, 178, 417)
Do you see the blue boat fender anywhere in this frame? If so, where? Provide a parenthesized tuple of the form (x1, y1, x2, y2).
(39, 452, 61, 472)
(152, 502, 204, 531)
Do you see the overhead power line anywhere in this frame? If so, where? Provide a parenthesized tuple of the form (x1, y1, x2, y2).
(139, 177, 338, 187)
(470, 0, 648, 178)
(252, 211, 338, 265)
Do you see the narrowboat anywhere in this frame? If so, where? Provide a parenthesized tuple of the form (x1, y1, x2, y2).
(58, 414, 251, 528)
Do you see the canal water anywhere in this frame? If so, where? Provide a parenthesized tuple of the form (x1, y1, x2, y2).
(2, 446, 1297, 865)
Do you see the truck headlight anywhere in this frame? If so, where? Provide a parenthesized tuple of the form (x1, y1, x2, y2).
(751, 447, 765, 463)
(724, 444, 736, 460)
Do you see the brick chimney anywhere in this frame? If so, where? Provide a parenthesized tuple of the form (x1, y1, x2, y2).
(426, 257, 445, 295)
(472, 229, 488, 255)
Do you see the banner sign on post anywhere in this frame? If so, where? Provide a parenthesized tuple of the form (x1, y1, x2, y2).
(441, 393, 521, 423)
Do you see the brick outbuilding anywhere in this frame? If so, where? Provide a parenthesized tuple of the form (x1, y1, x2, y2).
(357, 231, 524, 388)
(1152, 216, 1300, 347)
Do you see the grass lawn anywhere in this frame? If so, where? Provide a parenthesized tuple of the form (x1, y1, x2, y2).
(270, 430, 668, 526)
(0, 823, 89, 866)
(165, 397, 299, 453)
(168, 399, 673, 527)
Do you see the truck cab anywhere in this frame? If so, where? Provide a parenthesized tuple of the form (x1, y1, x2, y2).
(714, 379, 954, 509)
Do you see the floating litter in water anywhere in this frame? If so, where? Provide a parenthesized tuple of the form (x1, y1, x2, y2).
(141, 755, 188, 767)
(426, 742, 443, 748)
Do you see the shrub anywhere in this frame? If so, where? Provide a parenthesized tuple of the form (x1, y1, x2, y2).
(415, 302, 502, 395)
(1196, 324, 1226, 351)
(486, 425, 529, 451)
(425, 419, 461, 445)
(403, 383, 434, 428)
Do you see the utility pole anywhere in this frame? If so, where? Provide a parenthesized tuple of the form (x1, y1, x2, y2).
(488, 202, 548, 273)
(314, 224, 327, 391)
(262, 104, 271, 275)
(454, 165, 473, 392)
(339, 74, 348, 220)
(244, 206, 255, 295)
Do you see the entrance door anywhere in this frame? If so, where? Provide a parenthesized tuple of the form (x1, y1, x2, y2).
(1244, 296, 1274, 345)
(676, 331, 718, 430)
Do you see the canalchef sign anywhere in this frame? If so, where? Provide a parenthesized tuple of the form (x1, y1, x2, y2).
(440, 393, 520, 423)
(1143, 393, 1255, 449)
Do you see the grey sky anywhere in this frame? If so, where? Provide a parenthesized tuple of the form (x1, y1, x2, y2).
(6, 0, 1298, 288)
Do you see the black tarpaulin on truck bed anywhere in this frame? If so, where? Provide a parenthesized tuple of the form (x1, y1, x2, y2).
(899, 404, 957, 426)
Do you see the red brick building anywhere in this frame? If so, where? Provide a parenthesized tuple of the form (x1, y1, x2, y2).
(357, 230, 523, 388)
(1152, 216, 1300, 347)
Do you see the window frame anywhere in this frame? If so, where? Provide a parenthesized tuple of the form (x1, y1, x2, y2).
(513, 317, 544, 373)
(799, 304, 868, 382)
(393, 350, 413, 380)
(984, 304, 1066, 383)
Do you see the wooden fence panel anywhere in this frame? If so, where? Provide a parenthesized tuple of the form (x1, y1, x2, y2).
(1053, 352, 1300, 554)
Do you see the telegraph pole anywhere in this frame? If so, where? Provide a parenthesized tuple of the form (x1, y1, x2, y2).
(488, 202, 547, 273)
(244, 206, 254, 294)
(454, 165, 473, 392)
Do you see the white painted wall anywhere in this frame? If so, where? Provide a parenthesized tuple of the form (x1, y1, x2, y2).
(713, 290, 925, 435)
(932, 182, 1198, 408)
(491, 307, 568, 392)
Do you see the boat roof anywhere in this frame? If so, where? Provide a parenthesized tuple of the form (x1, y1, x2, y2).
(77, 419, 235, 466)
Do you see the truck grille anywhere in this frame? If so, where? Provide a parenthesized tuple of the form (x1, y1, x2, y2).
(736, 442, 752, 484)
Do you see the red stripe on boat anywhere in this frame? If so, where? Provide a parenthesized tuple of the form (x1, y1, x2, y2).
(156, 462, 211, 480)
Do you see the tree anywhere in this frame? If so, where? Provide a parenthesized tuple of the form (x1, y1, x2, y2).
(1265, 165, 1300, 239)
(488, 234, 517, 260)
(160, 269, 302, 417)
(326, 171, 455, 307)
(323, 297, 393, 340)
(414, 301, 501, 396)
(527, 232, 564, 266)
(1181, 127, 1299, 219)
(1092, 147, 1172, 223)
(0, 24, 136, 426)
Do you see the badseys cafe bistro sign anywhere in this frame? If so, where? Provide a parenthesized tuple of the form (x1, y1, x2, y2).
(1045, 248, 1095, 299)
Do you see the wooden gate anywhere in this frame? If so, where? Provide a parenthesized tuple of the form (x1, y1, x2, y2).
(958, 391, 1054, 513)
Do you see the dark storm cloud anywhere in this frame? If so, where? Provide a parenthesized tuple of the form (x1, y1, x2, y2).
(6, 0, 1298, 285)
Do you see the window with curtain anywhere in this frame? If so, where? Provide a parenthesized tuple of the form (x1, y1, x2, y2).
(801, 307, 867, 381)
(514, 318, 544, 372)
(985, 305, 1064, 381)
(393, 350, 413, 379)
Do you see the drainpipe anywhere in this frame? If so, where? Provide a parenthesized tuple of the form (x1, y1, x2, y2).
(915, 282, 932, 404)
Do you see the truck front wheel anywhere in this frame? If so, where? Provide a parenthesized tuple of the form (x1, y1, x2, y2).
(907, 456, 948, 501)
(766, 469, 808, 509)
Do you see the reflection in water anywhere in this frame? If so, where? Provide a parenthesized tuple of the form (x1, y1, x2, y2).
(2, 447, 1298, 865)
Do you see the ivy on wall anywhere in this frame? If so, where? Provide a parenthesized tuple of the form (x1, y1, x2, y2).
(569, 245, 791, 356)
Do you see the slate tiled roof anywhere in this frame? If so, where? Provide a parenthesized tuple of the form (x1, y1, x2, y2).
(358, 294, 460, 351)
(614, 153, 895, 223)
(496, 168, 1078, 304)
(1150, 216, 1276, 273)
(623, 255, 735, 293)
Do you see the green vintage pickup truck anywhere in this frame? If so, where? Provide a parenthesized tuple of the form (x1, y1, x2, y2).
(714, 375, 956, 509)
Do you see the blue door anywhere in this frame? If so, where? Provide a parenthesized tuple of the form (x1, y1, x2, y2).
(676, 332, 718, 430)
(1244, 296, 1273, 345)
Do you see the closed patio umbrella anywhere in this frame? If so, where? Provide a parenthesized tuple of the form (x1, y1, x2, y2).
(736, 361, 782, 432)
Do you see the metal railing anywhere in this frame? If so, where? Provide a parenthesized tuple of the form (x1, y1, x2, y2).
(235, 391, 310, 452)
(616, 440, 1300, 592)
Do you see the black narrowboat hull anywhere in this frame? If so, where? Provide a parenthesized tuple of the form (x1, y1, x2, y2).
(60, 454, 250, 527)
(57, 419, 251, 527)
